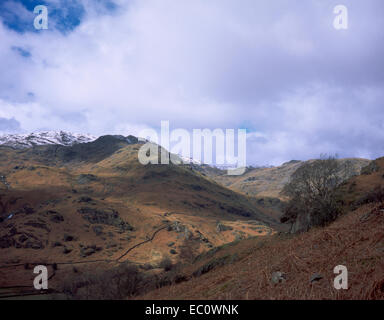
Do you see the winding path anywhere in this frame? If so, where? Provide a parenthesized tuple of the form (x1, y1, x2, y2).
(0, 223, 170, 298)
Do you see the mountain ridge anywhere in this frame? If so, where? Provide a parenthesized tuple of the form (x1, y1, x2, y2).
(0, 131, 97, 149)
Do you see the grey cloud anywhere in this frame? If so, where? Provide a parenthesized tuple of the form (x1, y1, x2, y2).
(0, 117, 21, 133)
(11, 46, 31, 58)
(0, 0, 384, 165)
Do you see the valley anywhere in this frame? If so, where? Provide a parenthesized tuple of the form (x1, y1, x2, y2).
(0, 133, 382, 300)
(0, 134, 277, 295)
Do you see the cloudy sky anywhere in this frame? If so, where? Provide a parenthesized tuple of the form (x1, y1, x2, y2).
(0, 0, 383, 166)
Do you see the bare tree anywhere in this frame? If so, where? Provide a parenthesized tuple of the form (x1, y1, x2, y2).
(280, 156, 350, 233)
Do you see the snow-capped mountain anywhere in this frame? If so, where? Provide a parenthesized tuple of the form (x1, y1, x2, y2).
(178, 155, 202, 165)
(0, 131, 97, 149)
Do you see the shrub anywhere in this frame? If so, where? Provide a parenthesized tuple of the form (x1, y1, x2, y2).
(361, 161, 379, 175)
(154, 264, 187, 288)
(158, 256, 173, 271)
(280, 156, 347, 233)
(179, 239, 199, 264)
(192, 254, 235, 277)
(140, 263, 154, 271)
(353, 185, 384, 207)
(61, 262, 143, 300)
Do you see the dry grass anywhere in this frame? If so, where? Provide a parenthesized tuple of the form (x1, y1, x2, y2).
(213, 158, 370, 199)
(139, 202, 384, 300)
(0, 142, 381, 300)
(0, 143, 276, 290)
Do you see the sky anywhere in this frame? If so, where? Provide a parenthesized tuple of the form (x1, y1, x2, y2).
(0, 0, 383, 166)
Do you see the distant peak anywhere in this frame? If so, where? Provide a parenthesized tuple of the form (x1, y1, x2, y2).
(0, 131, 98, 149)
(282, 160, 302, 166)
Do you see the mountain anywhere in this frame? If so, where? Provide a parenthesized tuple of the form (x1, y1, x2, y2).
(140, 158, 384, 300)
(210, 158, 371, 199)
(1, 132, 378, 300)
(189, 158, 370, 222)
(0, 131, 97, 149)
(0, 134, 279, 292)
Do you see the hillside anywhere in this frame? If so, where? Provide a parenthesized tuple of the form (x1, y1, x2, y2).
(204, 158, 370, 221)
(336, 157, 384, 211)
(0, 136, 279, 292)
(139, 158, 384, 299)
(212, 159, 370, 199)
(139, 201, 384, 299)
(0, 135, 380, 300)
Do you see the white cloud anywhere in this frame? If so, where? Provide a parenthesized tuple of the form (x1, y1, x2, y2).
(0, 0, 384, 165)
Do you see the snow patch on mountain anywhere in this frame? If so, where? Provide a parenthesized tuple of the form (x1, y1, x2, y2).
(178, 155, 202, 165)
(0, 131, 97, 149)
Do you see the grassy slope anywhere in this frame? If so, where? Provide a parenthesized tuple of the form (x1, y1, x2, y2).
(0, 140, 280, 289)
(139, 159, 384, 300)
(140, 203, 384, 300)
(207, 158, 371, 221)
(212, 158, 370, 198)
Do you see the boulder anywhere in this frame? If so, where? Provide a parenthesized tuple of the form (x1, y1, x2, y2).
(271, 272, 286, 284)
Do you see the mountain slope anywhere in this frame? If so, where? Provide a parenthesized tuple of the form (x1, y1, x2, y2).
(0, 131, 97, 149)
(140, 202, 384, 300)
(212, 159, 371, 199)
(0, 135, 280, 290)
(138, 157, 384, 300)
